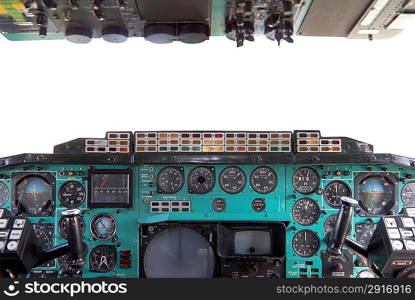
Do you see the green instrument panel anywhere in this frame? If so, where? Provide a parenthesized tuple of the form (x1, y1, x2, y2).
(0, 162, 413, 278)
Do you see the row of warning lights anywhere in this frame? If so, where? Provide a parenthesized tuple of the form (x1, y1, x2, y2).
(135, 132, 292, 139)
(135, 145, 292, 152)
(135, 139, 292, 146)
(86, 139, 130, 146)
(297, 139, 341, 146)
(298, 146, 342, 152)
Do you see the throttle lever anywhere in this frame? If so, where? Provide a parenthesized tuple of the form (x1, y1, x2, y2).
(62, 209, 87, 266)
(328, 196, 358, 256)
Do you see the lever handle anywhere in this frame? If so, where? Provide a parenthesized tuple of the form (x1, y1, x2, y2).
(62, 209, 85, 262)
(328, 196, 358, 255)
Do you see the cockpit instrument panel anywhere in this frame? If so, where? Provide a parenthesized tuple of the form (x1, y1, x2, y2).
(0, 130, 414, 278)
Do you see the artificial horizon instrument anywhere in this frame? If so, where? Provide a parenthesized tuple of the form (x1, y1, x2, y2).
(0, 0, 414, 46)
(2, 130, 415, 278)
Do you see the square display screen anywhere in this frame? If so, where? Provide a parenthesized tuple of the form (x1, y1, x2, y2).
(234, 230, 271, 256)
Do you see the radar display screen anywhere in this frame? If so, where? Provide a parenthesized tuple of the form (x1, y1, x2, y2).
(88, 169, 132, 208)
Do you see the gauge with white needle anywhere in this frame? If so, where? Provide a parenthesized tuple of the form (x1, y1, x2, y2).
(188, 167, 215, 194)
(156, 167, 184, 194)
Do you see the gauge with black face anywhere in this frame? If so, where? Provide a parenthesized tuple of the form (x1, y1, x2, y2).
(59, 181, 86, 208)
(324, 214, 351, 235)
(292, 230, 320, 257)
(219, 166, 246, 194)
(402, 181, 415, 207)
(89, 245, 117, 273)
(156, 167, 184, 194)
(33, 223, 55, 267)
(323, 181, 351, 208)
(292, 167, 320, 194)
(355, 174, 396, 215)
(250, 166, 278, 194)
(0, 182, 9, 207)
(188, 167, 215, 194)
(90, 213, 117, 240)
(58, 215, 86, 239)
(292, 198, 320, 226)
(14, 174, 55, 216)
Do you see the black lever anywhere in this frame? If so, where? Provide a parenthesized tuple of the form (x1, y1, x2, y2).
(328, 196, 358, 256)
(62, 209, 87, 265)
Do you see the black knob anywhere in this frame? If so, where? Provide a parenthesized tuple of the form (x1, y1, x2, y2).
(328, 196, 358, 255)
(178, 23, 209, 44)
(65, 27, 93, 44)
(144, 24, 176, 44)
(102, 26, 128, 43)
(62, 209, 87, 263)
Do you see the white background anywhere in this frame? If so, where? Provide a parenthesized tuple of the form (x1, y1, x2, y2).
(0, 27, 414, 158)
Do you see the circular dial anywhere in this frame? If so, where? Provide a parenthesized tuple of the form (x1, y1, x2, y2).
(323, 181, 351, 208)
(212, 198, 226, 212)
(188, 167, 215, 194)
(58, 216, 86, 239)
(250, 166, 278, 194)
(252, 198, 266, 212)
(59, 181, 86, 208)
(292, 198, 320, 226)
(90, 213, 117, 240)
(324, 214, 351, 235)
(219, 166, 247, 194)
(89, 245, 117, 273)
(15, 175, 53, 216)
(156, 167, 184, 194)
(357, 270, 377, 278)
(292, 167, 320, 194)
(356, 175, 396, 215)
(292, 230, 320, 257)
(402, 181, 415, 206)
(0, 182, 9, 207)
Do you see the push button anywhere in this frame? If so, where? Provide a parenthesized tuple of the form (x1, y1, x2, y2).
(6, 241, 18, 251)
(0, 219, 8, 229)
(13, 219, 26, 229)
(400, 229, 414, 238)
(9, 230, 22, 240)
(402, 217, 415, 228)
(388, 229, 401, 239)
(385, 218, 397, 228)
(404, 240, 415, 251)
(0, 231, 8, 238)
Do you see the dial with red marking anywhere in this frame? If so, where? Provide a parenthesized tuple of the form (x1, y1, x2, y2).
(90, 213, 117, 240)
(15, 175, 53, 216)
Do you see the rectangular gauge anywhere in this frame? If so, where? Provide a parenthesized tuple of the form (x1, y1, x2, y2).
(88, 169, 133, 208)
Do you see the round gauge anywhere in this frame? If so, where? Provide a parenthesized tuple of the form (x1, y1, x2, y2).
(89, 245, 117, 273)
(219, 166, 247, 194)
(59, 181, 86, 208)
(58, 254, 83, 277)
(250, 166, 278, 194)
(212, 198, 226, 212)
(292, 167, 320, 194)
(252, 198, 266, 212)
(90, 213, 117, 240)
(0, 182, 9, 207)
(156, 167, 184, 194)
(188, 167, 215, 194)
(324, 214, 351, 235)
(15, 175, 54, 216)
(144, 227, 215, 278)
(292, 230, 320, 257)
(402, 181, 415, 207)
(58, 215, 86, 239)
(292, 198, 320, 226)
(357, 270, 377, 278)
(323, 181, 351, 208)
(356, 174, 396, 215)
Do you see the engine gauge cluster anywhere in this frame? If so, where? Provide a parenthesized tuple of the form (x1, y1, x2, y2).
(292, 167, 320, 194)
